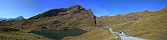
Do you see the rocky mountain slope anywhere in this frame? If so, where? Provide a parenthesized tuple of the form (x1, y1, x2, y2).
(12, 5, 96, 31)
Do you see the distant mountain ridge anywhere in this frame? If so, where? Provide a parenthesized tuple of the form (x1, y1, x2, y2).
(0, 16, 25, 21)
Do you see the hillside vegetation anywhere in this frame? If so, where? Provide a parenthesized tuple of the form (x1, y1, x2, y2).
(62, 28, 120, 40)
(0, 26, 50, 40)
(97, 7, 167, 40)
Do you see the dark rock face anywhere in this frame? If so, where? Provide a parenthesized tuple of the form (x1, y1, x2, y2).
(30, 8, 67, 19)
(29, 5, 86, 19)
(24, 5, 96, 31)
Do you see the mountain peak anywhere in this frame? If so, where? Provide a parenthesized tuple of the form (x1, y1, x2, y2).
(68, 5, 85, 11)
(29, 5, 87, 19)
(163, 6, 167, 10)
(17, 16, 24, 18)
(14, 16, 25, 20)
(69, 5, 83, 8)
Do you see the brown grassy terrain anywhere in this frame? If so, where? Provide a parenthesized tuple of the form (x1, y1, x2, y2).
(97, 8, 167, 40)
(0, 26, 50, 40)
(62, 28, 120, 40)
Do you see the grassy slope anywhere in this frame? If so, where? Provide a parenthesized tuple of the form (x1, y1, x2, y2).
(98, 10, 167, 40)
(0, 27, 50, 40)
(62, 28, 120, 40)
(0, 32, 52, 40)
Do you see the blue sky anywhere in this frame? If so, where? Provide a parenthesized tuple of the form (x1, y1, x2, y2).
(0, 0, 167, 18)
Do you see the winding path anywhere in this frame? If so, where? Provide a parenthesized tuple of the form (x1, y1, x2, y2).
(109, 28, 146, 40)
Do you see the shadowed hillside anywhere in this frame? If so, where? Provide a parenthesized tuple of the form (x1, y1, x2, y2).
(12, 5, 96, 31)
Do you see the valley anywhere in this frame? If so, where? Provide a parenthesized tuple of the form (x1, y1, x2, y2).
(0, 5, 167, 40)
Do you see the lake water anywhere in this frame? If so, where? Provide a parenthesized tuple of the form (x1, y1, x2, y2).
(30, 28, 87, 40)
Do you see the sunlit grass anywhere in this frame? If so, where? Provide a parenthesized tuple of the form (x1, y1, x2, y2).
(63, 28, 121, 40)
(98, 10, 167, 40)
